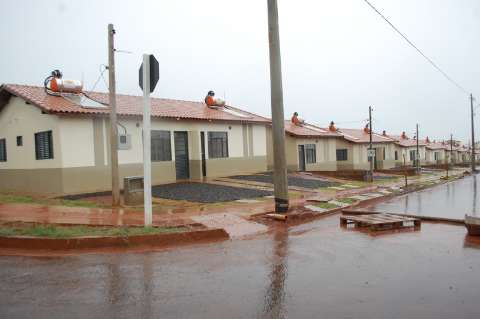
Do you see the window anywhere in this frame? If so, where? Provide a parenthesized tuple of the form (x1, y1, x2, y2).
(16, 136, 23, 146)
(118, 134, 131, 150)
(151, 130, 171, 161)
(394, 150, 398, 160)
(305, 144, 316, 164)
(35, 131, 53, 160)
(208, 132, 228, 158)
(409, 150, 416, 161)
(434, 152, 440, 161)
(336, 149, 348, 161)
(0, 139, 6, 162)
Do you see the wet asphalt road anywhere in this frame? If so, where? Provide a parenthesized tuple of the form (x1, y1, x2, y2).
(1, 215, 480, 319)
(370, 174, 480, 220)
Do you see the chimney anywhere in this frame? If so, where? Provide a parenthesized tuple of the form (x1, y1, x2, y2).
(401, 131, 407, 139)
(382, 130, 387, 136)
(328, 121, 336, 132)
(426, 136, 430, 143)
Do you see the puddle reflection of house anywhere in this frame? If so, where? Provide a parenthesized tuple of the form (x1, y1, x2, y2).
(262, 226, 289, 319)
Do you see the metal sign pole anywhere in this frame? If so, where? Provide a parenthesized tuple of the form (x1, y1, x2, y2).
(142, 54, 152, 226)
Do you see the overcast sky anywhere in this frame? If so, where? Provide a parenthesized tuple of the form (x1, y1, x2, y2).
(1, 0, 479, 142)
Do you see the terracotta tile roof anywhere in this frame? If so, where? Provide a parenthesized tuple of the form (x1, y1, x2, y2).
(336, 128, 395, 144)
(388, 134, 427, 147)
(0, 84, 270, 124)
(425, 141, 447, 150)
(284, 121, 341, 138)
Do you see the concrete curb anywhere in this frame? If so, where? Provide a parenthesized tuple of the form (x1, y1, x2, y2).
(0, 228, 229, 252)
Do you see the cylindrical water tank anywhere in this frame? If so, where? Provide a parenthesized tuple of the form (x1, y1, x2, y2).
(50, 78, 83, 94)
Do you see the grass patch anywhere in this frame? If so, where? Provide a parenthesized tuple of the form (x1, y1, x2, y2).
(0, 194, 107, 208)
(314, 202, 339, 210)
(0, 224, 187, 238)
(336, 198, 356, 204)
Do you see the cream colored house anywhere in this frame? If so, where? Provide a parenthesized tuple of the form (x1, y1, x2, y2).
(266, 121, 340, 172)
(0, 84, 270, 195)
(334, 127, 397, 170)
(424, 138, 447, 165)
(387, 132, 427, 167)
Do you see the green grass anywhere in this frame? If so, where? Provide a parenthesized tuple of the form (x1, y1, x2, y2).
(0, 194, 106, 208)
(336, 197, 356, 204)
(313, 202, 339, 210)
(0, 224, 187, 238)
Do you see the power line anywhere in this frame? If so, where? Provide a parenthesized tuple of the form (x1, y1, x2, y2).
(362, 0, 470, 95)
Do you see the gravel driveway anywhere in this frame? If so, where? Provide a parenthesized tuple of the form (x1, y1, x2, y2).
(151, 182, 272, 203)
(230, 172, 338, 189)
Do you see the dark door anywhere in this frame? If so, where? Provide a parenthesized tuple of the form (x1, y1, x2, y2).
(174, 132, 190, 180)
(200, 131, 206, 177)
(298, 145, 306, 171)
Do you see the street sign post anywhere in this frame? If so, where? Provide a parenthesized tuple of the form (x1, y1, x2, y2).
(139, 54, 159, 226)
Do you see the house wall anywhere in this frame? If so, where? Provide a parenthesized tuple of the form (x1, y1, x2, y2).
(425, 148, 446, 165)
(0, 96, 268, 195)
(266, 128, 337, 172)
(0, 98, 64, 194)
(335, 139, 395, 170)
(394, 145, 427, 166)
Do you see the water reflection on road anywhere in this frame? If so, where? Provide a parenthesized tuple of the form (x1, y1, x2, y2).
(1, 215, 480, 319)
(370, 174, 479, 219)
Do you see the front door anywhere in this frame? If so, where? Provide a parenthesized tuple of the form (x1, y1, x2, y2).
(200, 131, 206, 177)
(298, 145, 306, 171)
(174, 132, 190, 180)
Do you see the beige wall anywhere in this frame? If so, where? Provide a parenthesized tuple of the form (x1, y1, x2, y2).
(0, 97, 62, 169)
(266, 128, 338, 172)
(0, 96, 269, 195)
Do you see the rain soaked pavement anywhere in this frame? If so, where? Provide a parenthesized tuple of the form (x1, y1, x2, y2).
(1, 214, 480, 319)
(369, 174, 480, 220)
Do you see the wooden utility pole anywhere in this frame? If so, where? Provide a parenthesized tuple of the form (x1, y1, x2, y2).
(471, 93, 476, 172)
(267, 0, 289, 213)
(403, 154, 407, 187)
(368, 106, 373, 182)
(416, 124, 420, 173)
(108, 24, 120, 206)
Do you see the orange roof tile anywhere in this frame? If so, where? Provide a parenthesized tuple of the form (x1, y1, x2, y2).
(337, 128, 395, 144)
(283, 121, 342, 138)
(424, 140, 448, 150)
(0, 84, 270, 124)
(388, 134, 427, 147)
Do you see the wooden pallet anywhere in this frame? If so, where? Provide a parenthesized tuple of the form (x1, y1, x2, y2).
(340, 213, 421, 231)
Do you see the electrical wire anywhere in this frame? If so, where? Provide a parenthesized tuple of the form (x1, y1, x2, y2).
(89, 64, 109, 93)
(362, 0, 470, 96)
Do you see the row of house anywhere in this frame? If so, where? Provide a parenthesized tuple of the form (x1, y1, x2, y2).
(268, 122, 475, 173)
(0, 84, 476, 195)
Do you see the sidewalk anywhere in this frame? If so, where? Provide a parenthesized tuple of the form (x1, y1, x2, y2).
(0, 169, 466, 238)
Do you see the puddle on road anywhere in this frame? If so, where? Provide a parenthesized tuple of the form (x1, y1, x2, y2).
(368, 174, 480, 220)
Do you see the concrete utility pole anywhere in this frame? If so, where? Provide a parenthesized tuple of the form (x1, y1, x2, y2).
(108, 23, 120, 207)
(471, 93, 476, 172)
(368, 106, 373, 182)
(451, 134, 454, 166)
(416, 124, 420, 173)
(267, 0, 289, 213)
